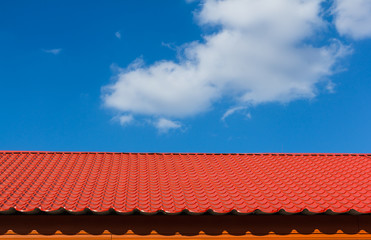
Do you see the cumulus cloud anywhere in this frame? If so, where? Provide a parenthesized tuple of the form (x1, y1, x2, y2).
(154, 118, 181, 133)
(42, 48, 62, 55)
(333, 0, 371, 40)
(102, 0, 353, 129)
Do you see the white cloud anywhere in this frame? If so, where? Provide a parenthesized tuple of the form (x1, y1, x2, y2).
(115, 31, 121, 39)
(111, 114, 134, 126)
(118, 114, 133, 126)
(102, 0, 351, 128)
(42, 48, 62, 55)
(333, 0, 371, 40)
(154, 118, 181, 133)
(221, 106, 247, 121)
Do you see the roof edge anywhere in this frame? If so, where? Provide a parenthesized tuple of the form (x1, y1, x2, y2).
(0, 207, 369, 216)
(1, 151, 370, 157)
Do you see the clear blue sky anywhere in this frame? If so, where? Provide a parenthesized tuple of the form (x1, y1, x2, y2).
(0, 0, 370, 153)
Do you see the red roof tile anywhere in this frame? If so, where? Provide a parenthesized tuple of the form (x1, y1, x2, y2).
(0, 151, 370, 215)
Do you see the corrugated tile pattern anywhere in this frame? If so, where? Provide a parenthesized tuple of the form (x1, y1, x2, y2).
(0, 152, 370, 214)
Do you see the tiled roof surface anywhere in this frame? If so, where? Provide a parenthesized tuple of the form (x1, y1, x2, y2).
(0, 151, 370, 215)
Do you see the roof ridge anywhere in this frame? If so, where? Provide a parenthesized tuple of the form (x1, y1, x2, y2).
(0, 151, 370, 156)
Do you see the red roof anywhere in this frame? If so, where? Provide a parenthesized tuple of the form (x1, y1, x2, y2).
(0, 151, 370, 215)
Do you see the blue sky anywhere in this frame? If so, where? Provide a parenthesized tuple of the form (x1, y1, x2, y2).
(0, 0, 370, 153)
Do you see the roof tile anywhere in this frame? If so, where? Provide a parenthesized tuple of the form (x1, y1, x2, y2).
(0, 151, 370, 214)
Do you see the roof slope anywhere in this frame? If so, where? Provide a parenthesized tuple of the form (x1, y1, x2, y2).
(0, 152, 370, 215)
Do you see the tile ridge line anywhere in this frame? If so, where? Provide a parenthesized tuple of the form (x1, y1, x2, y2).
(0, 151, 370, 156)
